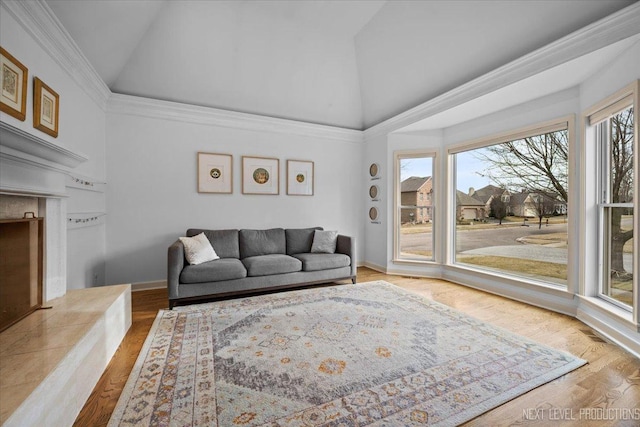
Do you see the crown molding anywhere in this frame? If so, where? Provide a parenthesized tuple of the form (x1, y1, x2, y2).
(364, 2, 640, 140)
(1, 0, 111, 110)
(107, 93, 364, 144)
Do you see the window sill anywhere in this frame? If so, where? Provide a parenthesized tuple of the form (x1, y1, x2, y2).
(450, 262, 569, 293)
(578, 295, 637, 331)
(392, 258, 436, 266)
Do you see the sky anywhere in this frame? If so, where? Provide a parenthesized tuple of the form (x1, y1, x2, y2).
(399, 153, 493, 193)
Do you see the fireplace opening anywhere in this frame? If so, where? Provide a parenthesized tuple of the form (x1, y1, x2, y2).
(0, 217, 43, 332)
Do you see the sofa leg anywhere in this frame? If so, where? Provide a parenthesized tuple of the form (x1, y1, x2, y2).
(351, 277, 357, 284)
(169, 300, 175, 310)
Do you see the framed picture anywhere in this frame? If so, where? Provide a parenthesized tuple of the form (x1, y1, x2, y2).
(369, 185, 379, 200)
(33, 77, 59, 138)
(0, 47, 28, 121)
(369, 163, 380, 178)
(369, 207, 379, 221)
(242, 156, 279, 195)
(287, 159, 314, 196)
(197, 152, 232, 193)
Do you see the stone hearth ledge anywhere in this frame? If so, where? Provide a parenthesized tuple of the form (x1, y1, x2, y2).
(0, 284, 131, 426)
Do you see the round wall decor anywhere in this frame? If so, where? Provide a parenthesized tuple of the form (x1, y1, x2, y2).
(369, 163, 379, 178)
(369, 185, 379, 199)
(369, 207, 379, 221)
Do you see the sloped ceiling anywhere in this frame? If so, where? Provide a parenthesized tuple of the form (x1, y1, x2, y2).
(47, 0, 637, 130)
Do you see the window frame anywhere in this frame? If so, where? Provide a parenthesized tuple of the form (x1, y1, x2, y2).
(590, 88, 637, 314)
(393, 150, 436, 264)
(447, 116, 575, 289)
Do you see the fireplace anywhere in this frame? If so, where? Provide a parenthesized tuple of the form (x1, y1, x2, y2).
(0, 216, 43, 332)
(0, 121, 87, 308)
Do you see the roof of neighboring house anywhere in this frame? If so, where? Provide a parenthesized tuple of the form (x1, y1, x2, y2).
(508, 191, 565, 207)
(472, 184, 508, 204)
(401, 176, 431, 192)
(456, 190, 485, 206)
(508, 192, 530, 206)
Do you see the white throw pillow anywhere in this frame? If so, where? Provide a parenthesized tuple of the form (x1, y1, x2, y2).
(179, 232, 219, 265)
(310, 230, 338, 254)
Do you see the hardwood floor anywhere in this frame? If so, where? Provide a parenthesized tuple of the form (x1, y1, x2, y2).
(75, 268, 640, 426)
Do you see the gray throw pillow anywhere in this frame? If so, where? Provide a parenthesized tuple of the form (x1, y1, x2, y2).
(310, 230, 338, 254)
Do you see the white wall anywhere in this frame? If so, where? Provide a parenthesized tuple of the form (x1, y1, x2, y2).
(105, 98, 364, 285)
(0, 2, 107, 290)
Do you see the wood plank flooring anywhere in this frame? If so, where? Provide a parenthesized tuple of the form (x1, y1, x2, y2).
(74, 268, 640, 426)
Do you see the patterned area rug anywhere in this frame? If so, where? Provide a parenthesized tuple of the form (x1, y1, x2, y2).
(109, 281, 585, 426)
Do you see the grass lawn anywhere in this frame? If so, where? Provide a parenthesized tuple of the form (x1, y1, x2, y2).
(455, 254, 567, 282)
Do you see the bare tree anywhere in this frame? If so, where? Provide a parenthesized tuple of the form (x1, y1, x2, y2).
(529, 193, 557, 229)
(475, 131, 568, 203)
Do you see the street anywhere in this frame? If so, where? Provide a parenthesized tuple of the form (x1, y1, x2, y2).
(400, 222, 568, 253)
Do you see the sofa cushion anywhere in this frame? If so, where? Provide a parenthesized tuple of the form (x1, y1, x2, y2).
(242, 254, 302, 277)
(180, 258, 247, 284)
(311, 230, 338, 254)
(187, 229, 239, 259)
(285, 227, 323, 255)
(239, 228, 286, 258)
(179, 232, 219, 265)
(293, 253, 351, 272)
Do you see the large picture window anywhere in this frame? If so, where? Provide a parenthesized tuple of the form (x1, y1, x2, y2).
(594, 104, 635, 309)
(452, 121, 570, 286)
(394, 153, 434, 262)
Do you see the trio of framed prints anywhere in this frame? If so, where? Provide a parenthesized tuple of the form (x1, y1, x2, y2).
(197, 153, 314, 196)
(1, 46, 59, 138)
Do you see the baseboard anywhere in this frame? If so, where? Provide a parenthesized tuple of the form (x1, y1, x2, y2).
(132, 280, 167, 291)
(576, 298, 640, 359)
(360, 261, 387, 274)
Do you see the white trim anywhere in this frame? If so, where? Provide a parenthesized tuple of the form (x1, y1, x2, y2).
(447, 115, 573, 154)
(132, 280, 167, 292)
(1, 0, 111, 110)
(107, 94, 364, 144)
(580, 80, 639, 326)
(364, 2, 640, 139)
(361, 261, 388, 274)
(393, 150, 437, 262)
(0, 121, 88, 168)
(442, 265, 578, 317)
(577, 296, 640, 358)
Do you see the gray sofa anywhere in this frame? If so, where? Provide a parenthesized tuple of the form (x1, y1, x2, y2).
(167, 227, 356, 308)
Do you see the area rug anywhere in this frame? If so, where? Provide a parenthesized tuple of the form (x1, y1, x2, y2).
(109, 281, 585, 426)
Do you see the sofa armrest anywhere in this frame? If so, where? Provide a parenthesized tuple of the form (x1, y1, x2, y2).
(336, 235, 357, 280)
(168, 240, 185, 303)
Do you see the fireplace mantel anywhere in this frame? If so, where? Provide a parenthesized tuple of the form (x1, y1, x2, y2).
(0, 121, 87, 197)
(1, 120, 89, 302)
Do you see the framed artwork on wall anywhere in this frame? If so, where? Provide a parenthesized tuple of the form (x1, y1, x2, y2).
(197, 152, 233, 193)
(242, 156, 279, 195)
(33, 77, 59, 138)
(287, 159, 314, 196)
(369, 163, 380, 179)
(0, 46, 28, 121)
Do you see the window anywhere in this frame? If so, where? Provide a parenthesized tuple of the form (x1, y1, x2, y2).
(594, 104, 635, 309)
(451, 120, 570, 286)
(394, 153, 435, 262)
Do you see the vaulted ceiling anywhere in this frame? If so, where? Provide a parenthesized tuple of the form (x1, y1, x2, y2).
(46, 0, 636, 130)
